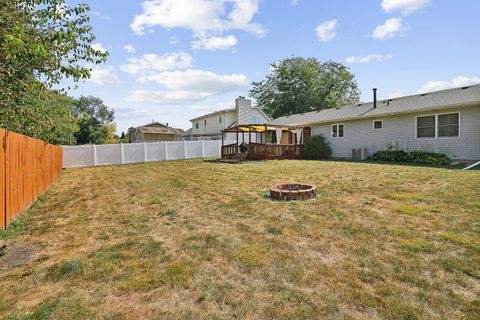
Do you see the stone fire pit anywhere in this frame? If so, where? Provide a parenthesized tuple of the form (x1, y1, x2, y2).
(270, 183, 317, 201)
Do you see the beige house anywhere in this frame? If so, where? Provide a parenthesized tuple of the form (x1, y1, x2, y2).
(128, 122, 185, 143)
(270, 85, 480, 162)
(189, 97, 271, 140)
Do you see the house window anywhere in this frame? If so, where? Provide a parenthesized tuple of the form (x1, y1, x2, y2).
(204, 119, 207, 126)
(332, 124, 344, 138)
(195, 122, 199, 129)
(438, 113, 459, 138)
(219, 116, 222, 123)
(373, 120, 383, 130)
(416, 112, 459, 139)
(416, 115, 436, 138)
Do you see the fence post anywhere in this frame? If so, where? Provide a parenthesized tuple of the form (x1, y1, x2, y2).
(218, 140, 222, 157)
(164, 141, 168, 161)
(184, 140, 188, 159)
(120, 143, 124, 165)
(201, 140, 205, 158)
(143, 142, 147, 163)
(93, 144, 97, 166)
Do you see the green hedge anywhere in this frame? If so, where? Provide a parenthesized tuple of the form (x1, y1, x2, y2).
(370, 150, 450, 165)
(304, 135, 332, 160)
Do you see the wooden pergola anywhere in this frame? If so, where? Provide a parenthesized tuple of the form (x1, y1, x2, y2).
(220, 124, 306, 161)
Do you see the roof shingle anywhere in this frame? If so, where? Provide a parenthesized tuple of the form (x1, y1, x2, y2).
(269, 85, 480, 126)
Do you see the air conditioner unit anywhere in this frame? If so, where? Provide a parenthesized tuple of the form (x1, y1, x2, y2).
(352, 148, 369, 161)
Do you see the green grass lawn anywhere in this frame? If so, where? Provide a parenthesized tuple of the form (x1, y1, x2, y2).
(0, 160, 479, 319)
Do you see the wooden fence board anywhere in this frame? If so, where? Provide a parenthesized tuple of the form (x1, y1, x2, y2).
(1, 129, 62, 230)
(0, 129, 5, 230)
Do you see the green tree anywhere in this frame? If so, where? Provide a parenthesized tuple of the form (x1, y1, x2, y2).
(0, 0, 108, 143)
(250, 57, 361, 119)
(0, 79, 79, 144)
(74, 96, 116, 145)
(119, 132, 128, 143)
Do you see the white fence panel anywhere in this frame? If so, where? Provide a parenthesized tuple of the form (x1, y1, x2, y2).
(124, 143, 144, 164)
(96, 144, 122, 166)
(167, 142, 185, 160)
(186, 141, 202, 159)
(204, 141, 221, 157)
(62, 145, 95, 168)
(146, 142, 166, 162)
(62, 140, 236, 168)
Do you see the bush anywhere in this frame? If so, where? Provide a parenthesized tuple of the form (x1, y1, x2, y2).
(370, 150, 410, 162)
(408, 151, 450, 165)
(304, 135, 332, 160)
(370, 150, 450, 165)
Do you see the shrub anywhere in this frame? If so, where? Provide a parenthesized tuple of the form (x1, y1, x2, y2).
(408, 151, 450, 165)
(370, 150, 410, 162)
(370, 150, 450, 165)
(304, 135, 332, 160)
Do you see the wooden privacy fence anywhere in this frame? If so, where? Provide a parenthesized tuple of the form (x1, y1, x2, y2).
(0, 129, 63, 230)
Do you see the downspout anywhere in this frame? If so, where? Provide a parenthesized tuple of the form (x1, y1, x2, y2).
(463, 161, 480, 170)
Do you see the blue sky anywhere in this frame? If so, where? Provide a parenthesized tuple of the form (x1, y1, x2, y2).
(68, 0, 480, 133)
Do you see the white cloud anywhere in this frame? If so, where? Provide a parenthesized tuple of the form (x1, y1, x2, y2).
(91, 43, 107, 53)
(169, 37, 179, 45)
(114, 107, 167, 120)
(131, 0, 264, 40)
(419, 76, 480, 93)
(89, 67, 121, 86)
(121, 52, 192, 75)
(315, 19, 337, 42)
(138, 69, 247, 91)
(382, 0, 431, 15)
(191, 105, 216, 110)
(191, 35, 238, 50)
(372, 18, 403, 39)
(123, 44, 136, 53)
(291, 0, 298, 6)
(346, 53, 393, 64)
(126, 90, 210, 104)
(387, 91, 404, 99)
(127, 69, 247, 104)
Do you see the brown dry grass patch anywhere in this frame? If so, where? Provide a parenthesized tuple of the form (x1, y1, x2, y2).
(0, 160, 479, 319)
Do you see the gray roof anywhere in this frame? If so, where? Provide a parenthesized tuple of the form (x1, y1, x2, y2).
(190, 108, 236, 122)
(136, 122, 184, 135)
(269, 84, 480, 126)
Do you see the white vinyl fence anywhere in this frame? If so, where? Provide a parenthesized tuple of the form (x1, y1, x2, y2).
(62, 140, 235, 168)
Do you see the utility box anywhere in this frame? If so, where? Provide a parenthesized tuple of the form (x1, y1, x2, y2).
(352, 148, 369, 161)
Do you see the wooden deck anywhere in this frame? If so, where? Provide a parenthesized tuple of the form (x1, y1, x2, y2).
(221, 142, 304, 160)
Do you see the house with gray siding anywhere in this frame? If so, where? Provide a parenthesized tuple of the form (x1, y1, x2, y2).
(188, 97, 271, 140)
(269, 85, 480, 162)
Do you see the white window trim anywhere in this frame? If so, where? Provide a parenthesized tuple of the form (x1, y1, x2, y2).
(415, 112, 460, 140)
(373, 120, 383, 131)
(331, 123, 345, 138)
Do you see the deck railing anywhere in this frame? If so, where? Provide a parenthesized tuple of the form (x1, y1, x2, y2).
(248, 143, 304, 160)
(221, 143, 239, 159)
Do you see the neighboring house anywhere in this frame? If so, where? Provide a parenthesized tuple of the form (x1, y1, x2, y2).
(182, 128, 193, 140)
(128, 122, 185, 143)
(189, 97, 271, 140)
(270, 85, 480, 161)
